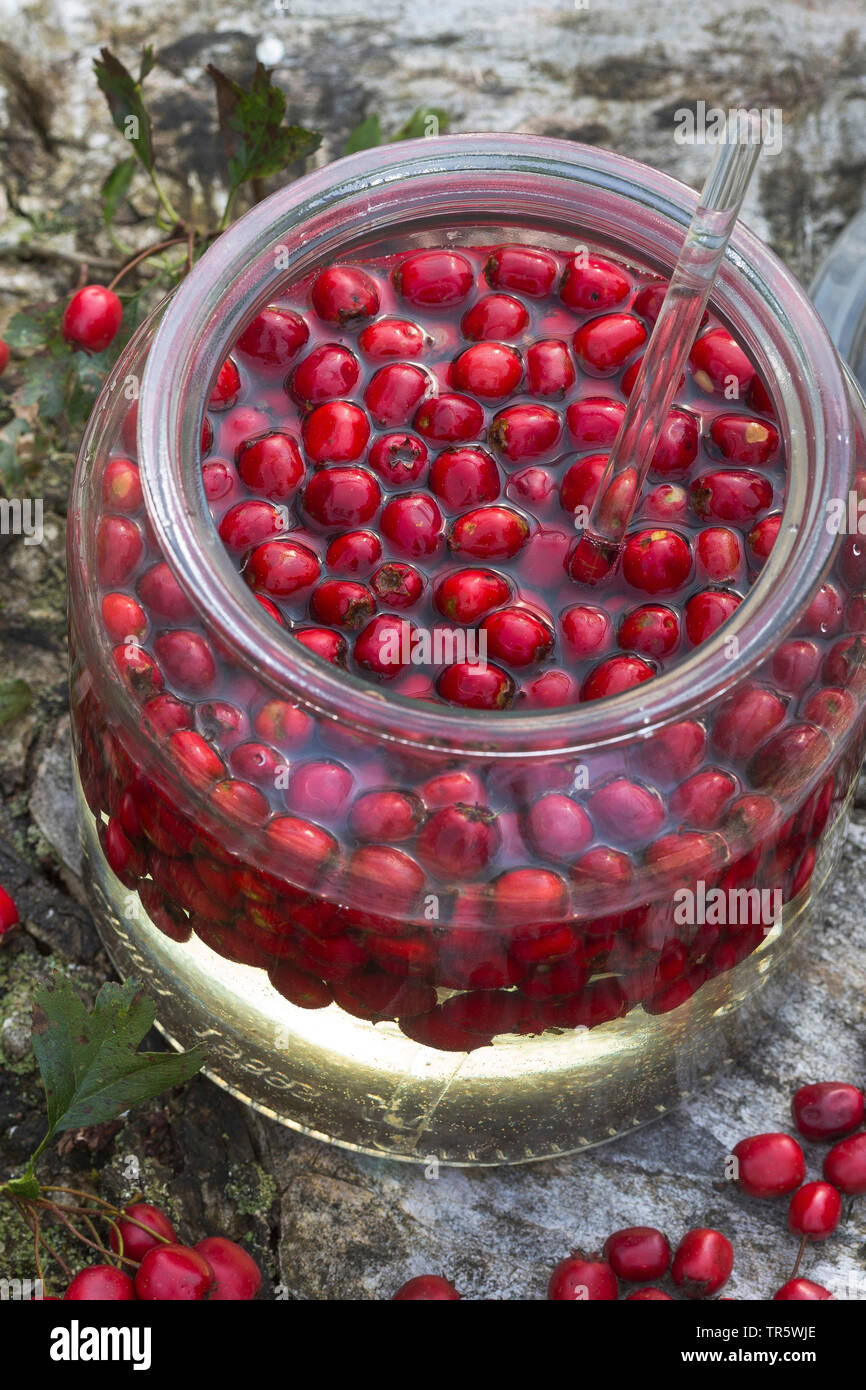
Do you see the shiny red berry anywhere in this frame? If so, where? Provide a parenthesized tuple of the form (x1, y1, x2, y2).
(62, 283, 123, 353)
(791, 1082, 865, 1141)
(135, 1243, 214, 1301)
(671, 1228, 733, 1298)
(731, 1132, 806, 1198)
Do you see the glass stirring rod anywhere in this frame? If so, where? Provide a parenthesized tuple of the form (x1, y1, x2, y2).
(572, 114, 765, 584)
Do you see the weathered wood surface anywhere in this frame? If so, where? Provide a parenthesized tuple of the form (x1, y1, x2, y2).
(1, 0, 866, 1298)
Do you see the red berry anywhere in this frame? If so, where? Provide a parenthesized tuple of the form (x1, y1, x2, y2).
(602, 1227, 671, 1282)
(437, 661, 515, 709)
(526, 339, 575, 397)
(209, 357, 240, 409)
(691, 470, 773, 523)
(302, 400, 371, 463)
(102, 456, 143, 512)
(771, 639, 821, 695)
(634, 720, 706, 786)
(97, 514, 144, 586)
(773, 1278, 833, 1301)
(461, 292, 529, 342)
(581, 653, 655, 701)
(560, 253, 630, 311)
(238, 432, 304, 501)
(245, 539, 321, 597)
(154, 631, 217, 694)
(670, 769, 737, 829)
(311, 264, 380, 323)
(354, 614, 413, 678)
(290, 344, 360, 406)
(65, 1265, 136, 1300)
(417, 804, 500, 879)
(349, 789, 421, 842)
(62, 283, 123, 353)
(560, 453, 607, 516)
(695, 526, 743, 583)
(110, 1202, 177, 1263)
(788, 1181, 842, 1240)
(731, 1132, 806, 1198)
(684, 589, 741, 645)
(0, 339, 9, 375)
(573, 313, 646, 375)
(709, 413, 780, 466)
(650, 409, 699, 476)
(566, 397, 626, 449)
(393, 1275, 461, 1300)
(304, 466, 380, 527)
(748, 514, 781, 566)
(453, 342, 522, 399)
(670, 1228, 733, 1298)
(493, 867, 567, 925)
(194, 1236, 262, 1300)
(525, 793, 592, 861)
(481, 607, 553, 667)
(622, 529, 691, 594)
(690, 328, 756, 397)
(294, 628, 347, 663)
(368, 432, 429, 486)
(625, 1287, 673, 1300)
(792, 1082, 865, 1141)
(449, 506, 529, 559)
(102, 592, 147, 643)
(370, 561, 424, 609)
(435, 568, 510, 623)
(135, 1243, 214, 1301)
(359, 316, 428, 359)
(236, 306, 308, 369)
(429, 446, 500, 509)
(218, 499, 287, 554)
(395, 251, 474, 306)
(561, 604, 612, 658)
(618, 603, 680, 658)
(414, 393, 484, 443)
(325, 529, 382, 574)
(489, 404, 561, 461)
(632, 280, 668, 323)
(0, 884, 20, 935)
(588, 778, 665, 846)
(364, 362, 431, 425)
(484, 244, 557, 297)
(711, 684, 786, 760)
(311, 578, 375, 629)
(380, 493, 443, 557)
(823, 1132, 866, 1195)
(548, 1256, 618, 1301)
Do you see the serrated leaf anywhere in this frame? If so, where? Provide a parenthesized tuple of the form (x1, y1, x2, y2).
(101, 156, 137, 227)
(31, 978, 204, 1139)
(17, 352, 72, 419)
(93, 47, 154, 171)
(0, 679, 32, 726)
(4, 303, 63, 353)
(390, 107, 450, 142)
(208, 62, 320, 199)
(344, 113, 382, 155)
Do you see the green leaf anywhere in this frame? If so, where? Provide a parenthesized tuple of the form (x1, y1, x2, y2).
(390, 107, 450, 142)
(207, 62, 321, 201)
(101, 157, 137, 227)
(30, 977, 204, 1140)
(93, 47, 154, 171)
(0, 679, 32, 727)
(0, 418, 29, 484)
(6, 1174, 41, 1201)
(138, 45, 157, 83)
(17, 352, 72, 419)
(343, 113, 382, 155)
(4, 303, 63, 353)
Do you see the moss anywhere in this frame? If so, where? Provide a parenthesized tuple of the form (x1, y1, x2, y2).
(226, 1162, 278, 1218)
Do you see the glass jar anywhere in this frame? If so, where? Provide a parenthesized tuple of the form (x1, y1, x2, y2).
(68, 135, 866, 1164)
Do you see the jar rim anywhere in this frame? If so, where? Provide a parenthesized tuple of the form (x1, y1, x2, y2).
(138, 133, 853, 757)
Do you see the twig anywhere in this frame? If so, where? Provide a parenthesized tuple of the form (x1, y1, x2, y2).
(0, 242, 117, 272)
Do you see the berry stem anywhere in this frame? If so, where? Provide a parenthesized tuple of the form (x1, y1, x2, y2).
(149, 167, 183, 228)
(106, 236, 191, 293)
(790, 1233, 808, 1279)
